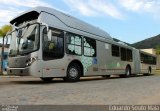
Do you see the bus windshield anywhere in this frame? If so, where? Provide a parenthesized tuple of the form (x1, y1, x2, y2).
(9, 23, 39, 57)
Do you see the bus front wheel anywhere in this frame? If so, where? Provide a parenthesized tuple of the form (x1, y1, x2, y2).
(64, 63, 81, 82)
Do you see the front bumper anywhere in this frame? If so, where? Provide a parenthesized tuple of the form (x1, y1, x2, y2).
(7, 67, 30, 76)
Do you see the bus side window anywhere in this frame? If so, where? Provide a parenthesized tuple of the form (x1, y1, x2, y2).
(66, 33, 82, 55)
(83, 37, 96, 57)
(140, 53, 156, 65)
(120, 47, 126, 61)
(112, 45, 120, 57)
(126, 49, 132, 62)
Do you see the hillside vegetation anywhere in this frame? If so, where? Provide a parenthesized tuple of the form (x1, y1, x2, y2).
(132, 34, 160, 49)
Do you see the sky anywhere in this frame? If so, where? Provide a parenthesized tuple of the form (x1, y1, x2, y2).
(0, 0, 160, 44)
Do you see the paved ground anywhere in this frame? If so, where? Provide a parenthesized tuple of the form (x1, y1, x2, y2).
(0, 74, 160, 105)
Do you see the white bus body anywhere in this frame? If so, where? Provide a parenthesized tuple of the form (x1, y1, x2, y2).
(7, 7, 156, 82)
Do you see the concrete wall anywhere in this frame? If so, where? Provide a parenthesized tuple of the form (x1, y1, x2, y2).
(140, 49, 156, 55)
(156, 55, 160, 69)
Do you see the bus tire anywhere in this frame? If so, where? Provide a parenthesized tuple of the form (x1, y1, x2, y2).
(125, 66, 131, 77)
(65, 63, 81, 82)
(144, 67, 152, 76)
(40, 77, 53, 82)
(148, 67, 152, 75)
(102, 75, 110, 78)
(120, 66, 131, 78)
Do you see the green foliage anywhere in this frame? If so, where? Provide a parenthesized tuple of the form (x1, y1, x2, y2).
(156, 45, 160, 55)
(0, 29, 2, 37)
(0, 25, 12, 37)
(132, 34, 160, 49)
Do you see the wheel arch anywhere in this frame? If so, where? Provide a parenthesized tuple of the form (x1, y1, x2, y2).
(67, 60, 84, 77)
(148, 66, 152, 73)
(126, 64, 132, 73)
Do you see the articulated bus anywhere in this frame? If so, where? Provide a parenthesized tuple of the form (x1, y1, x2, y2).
(6, 7, 156, 82)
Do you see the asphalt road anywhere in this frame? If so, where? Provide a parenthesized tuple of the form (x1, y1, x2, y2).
(0, 75, 160, 105)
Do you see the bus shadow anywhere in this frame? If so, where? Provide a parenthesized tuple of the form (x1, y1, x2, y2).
(80, 74, 154, 82)
(10, 74, 155, 85)
(10, 79, 64, 85)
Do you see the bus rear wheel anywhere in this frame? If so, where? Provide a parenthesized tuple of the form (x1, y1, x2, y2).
(40, 77, 53, 82)
(64, 63, 81, 82)
(148, 67, 152, 74)
(125, 67, 131, 77)
(102, 75, 110, 78)
(120, 66, 131, 78)
(144, 67, 152, 76)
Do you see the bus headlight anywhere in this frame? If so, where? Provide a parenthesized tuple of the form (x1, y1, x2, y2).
(26, 57, 37, 67)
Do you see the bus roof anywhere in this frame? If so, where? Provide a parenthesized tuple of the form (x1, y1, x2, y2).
(10, 6, 112, 40)
(10, 7, 112, 40)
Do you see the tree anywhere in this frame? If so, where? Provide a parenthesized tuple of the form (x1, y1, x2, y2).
(155, 45, 160, 55)
(0, 25, 12, 74)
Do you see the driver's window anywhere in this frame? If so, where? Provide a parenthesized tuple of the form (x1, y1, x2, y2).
(43, 28, 64, 60)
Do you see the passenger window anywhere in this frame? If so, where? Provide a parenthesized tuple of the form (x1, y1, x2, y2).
(120, 47, 126, 61)
(120, 47, 132, 62)
(140, 53, 156, 65)
(127, 49, 132, 62)
(66, 33, 82, 55)
(112, 45, 120, 57)
(83, 37, 96, 57)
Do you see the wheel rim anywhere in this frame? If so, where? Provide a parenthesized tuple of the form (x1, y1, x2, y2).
(148, 68, 151, 74)
(126, 68, 130, 76)
(69, 67, 78, 78)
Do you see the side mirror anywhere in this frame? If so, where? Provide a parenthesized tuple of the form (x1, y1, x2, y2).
(42, 23, 49, 32)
